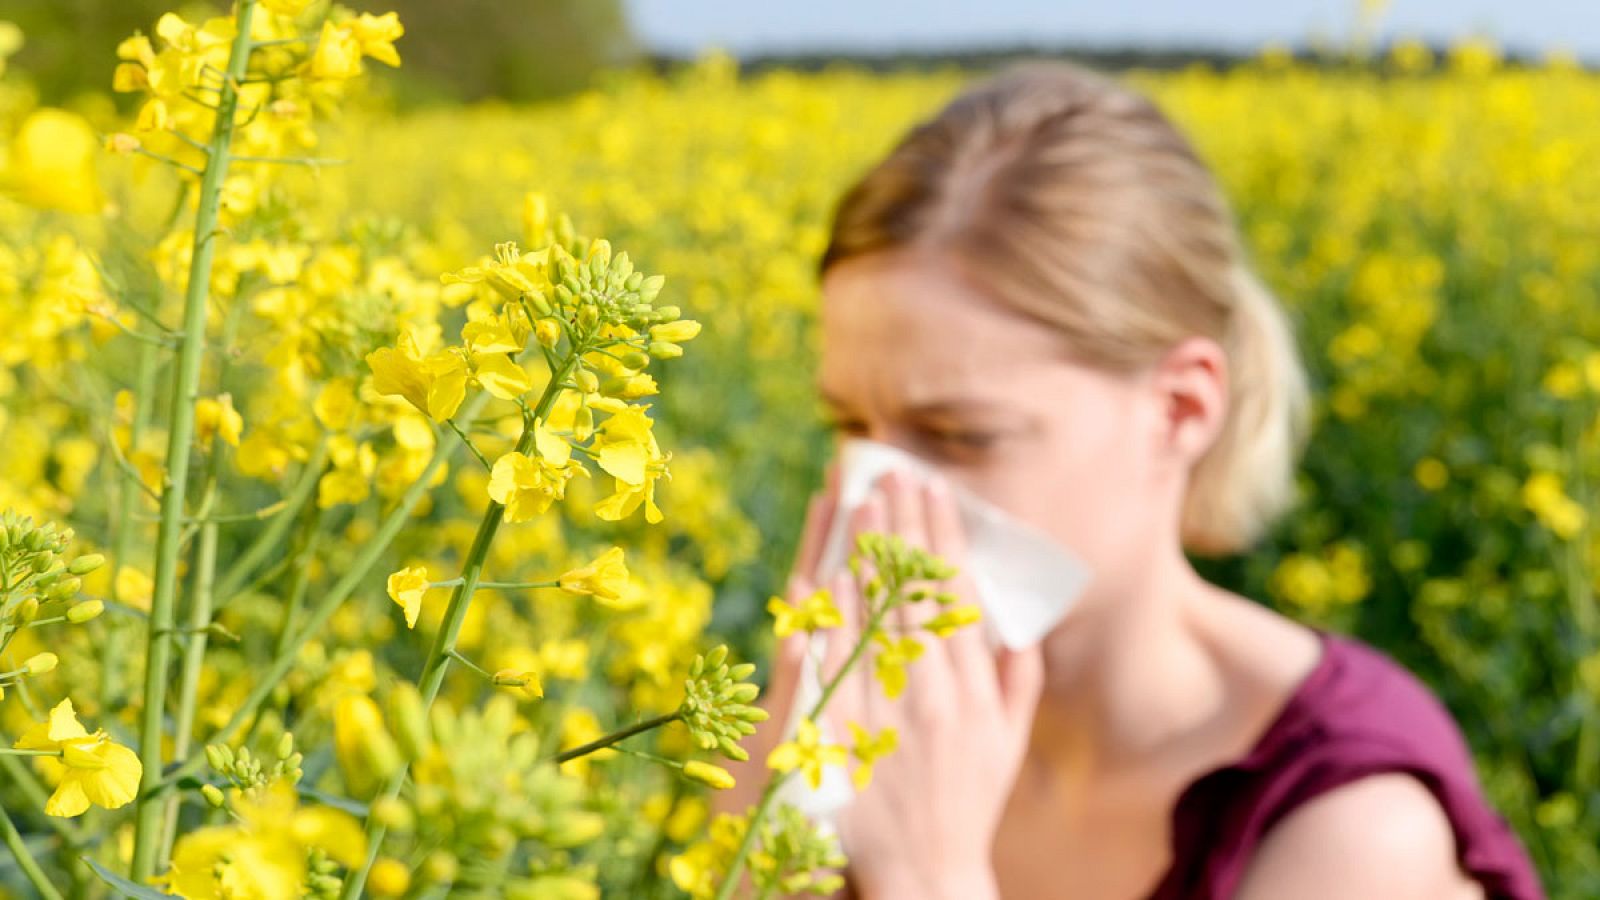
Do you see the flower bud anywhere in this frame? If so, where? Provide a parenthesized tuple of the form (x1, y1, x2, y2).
(422, 851, 459, 883)
(535, 317, 561, 348)
(647, 341, 682, 360)
(621, 350, 651, 370)
(277, 732, 296, 760)
(371, 796, 414, 831)
(68, 553, 106, 576)
(201, 784, 226, 808)
(47, 576, 82, 601)
(15, 598, 39, 624)
(682, 760, 736, 790)
(386, 683, 430, 760)
(67, 600, 104, 623)
(650, 320, 702, 344)
(22, 652, 57, 675)
(205, 743, 234, 773)
(574, 368, 599, 393)
(638, 274, 665, 304)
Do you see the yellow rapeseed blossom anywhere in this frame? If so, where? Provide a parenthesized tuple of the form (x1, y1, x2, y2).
(558, 546, 630, 607)
(766, 586, 841, 637)
(162, 780, 367, 898)
(488, 419, 588, 523)
(921, 604, 982, 638)
(846, 722, 898, 790)
(4, 109, 101, 214)
(766, 718, 846, 790)
(1523, 470, 1587, 540)
(194, 393, 243, 449)
(385, 566, 431, 629)
(13, 699, 141, 817)
(870, 633, 924, 700)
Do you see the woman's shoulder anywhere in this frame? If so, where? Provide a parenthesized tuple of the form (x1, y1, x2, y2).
(1154, 627, 1546, 899)
(1263, 628, 1479, 770)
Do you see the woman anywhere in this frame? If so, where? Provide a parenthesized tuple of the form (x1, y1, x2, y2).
(715, 60, 1543, 898)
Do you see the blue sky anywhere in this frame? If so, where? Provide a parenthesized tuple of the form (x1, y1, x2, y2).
(624, 1, 1600, 62)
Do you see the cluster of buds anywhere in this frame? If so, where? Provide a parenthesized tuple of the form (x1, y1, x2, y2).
(678, 645, 767, 762)
(0, 512, 106, 693)
(201, 731, 304, 805)
(747, 805, 849, 897)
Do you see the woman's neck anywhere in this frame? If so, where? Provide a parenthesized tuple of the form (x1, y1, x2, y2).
(1027, 555, 1234, 787)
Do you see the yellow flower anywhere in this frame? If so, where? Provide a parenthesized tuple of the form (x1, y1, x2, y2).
(194, 393, 244, 449)
(13, 699, 141, 817)
(491, 668, 544, 700)
(921, 604, 982, 639)
(307, 20, 363, 80)
(1523, 470, 1588, 540)
(385, 566, 430, 629)
(558, 547, 629, 607)
(766, 718, 847, 790)
(590, 405, 669, 524)
(847, 722, 898, 790)
(162, 780, 367, 899)
(261, 0, 314, 16)
(871, 633, 924, 700)
(351, 12, 404, 67)
(767, 586, 842, 637)
(682, 760, 736, 790)
(487, 419, 587, 522)
(369, 858, 411, 896)
(6, 109, 101, 214)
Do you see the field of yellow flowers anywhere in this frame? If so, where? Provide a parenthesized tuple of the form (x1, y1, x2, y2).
(0, 1, 1596, 896)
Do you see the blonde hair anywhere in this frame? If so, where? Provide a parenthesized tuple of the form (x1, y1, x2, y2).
(818, 59, 1312, 557)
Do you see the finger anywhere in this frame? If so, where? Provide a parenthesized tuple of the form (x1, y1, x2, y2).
(921, 475, 991, 677)
(996, 642, 1046, 734)
(923, 473, 969, 562)
(848, 486, 890, 583)
(883, 468, 929, 553)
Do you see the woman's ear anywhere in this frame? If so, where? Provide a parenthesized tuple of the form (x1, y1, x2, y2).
(1153, 335, 1228, 470)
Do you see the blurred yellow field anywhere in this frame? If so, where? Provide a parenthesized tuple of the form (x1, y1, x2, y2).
(0, 5, 1595, 896)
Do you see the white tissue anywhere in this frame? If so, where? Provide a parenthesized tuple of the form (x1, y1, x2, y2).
(772, 437, 1093, 837)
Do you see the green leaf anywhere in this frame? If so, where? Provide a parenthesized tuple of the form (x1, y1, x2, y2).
(83, 858, 179, 899)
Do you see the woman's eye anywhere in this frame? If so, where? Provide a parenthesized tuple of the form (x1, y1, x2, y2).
(825, 418, 867, 436)
(932, 430, 1000, 450)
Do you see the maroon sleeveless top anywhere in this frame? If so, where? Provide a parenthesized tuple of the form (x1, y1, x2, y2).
(1147, 627, 1544, 899)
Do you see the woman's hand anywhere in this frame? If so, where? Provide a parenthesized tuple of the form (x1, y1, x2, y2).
(712, 459, 843, 822)
(820, 468, 1044, 900)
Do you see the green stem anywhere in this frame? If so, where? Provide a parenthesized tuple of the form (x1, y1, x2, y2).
(0, 749, 63, 758)
(444, 419, 492, 471)
(104, 342, 158, 712)
(159, 516, 218, 859)
(444, 649, 493, 680)
(0, 802, 63, 900)
(714, 602, 893, 900)
(552, 712, 682, 765)
(129, 1, 257, 879)
(340, 354, 581, 899)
